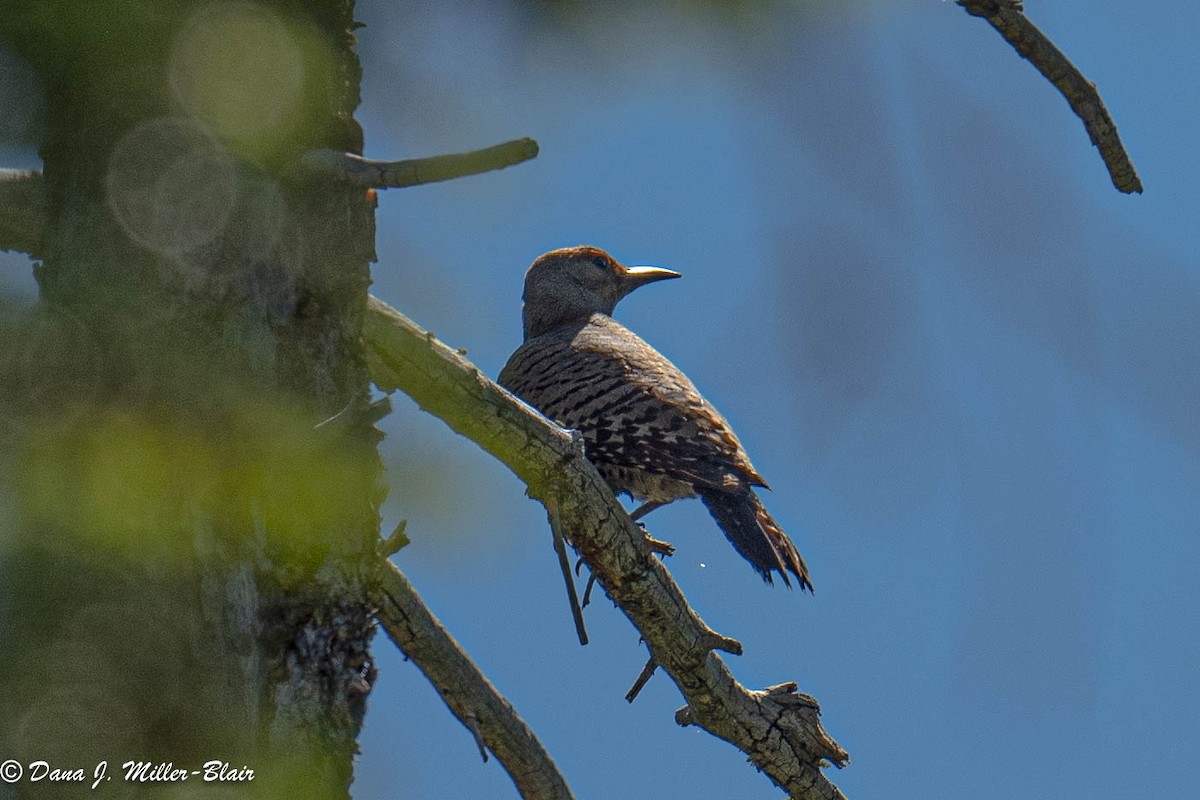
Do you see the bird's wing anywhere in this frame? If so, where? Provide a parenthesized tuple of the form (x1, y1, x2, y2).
(500, 316, 766, 490)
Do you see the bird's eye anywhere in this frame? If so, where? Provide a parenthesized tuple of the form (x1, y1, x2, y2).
(590, 255, 608, 270)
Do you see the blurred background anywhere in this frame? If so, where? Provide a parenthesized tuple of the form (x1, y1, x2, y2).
(5, 1, 1198, 798)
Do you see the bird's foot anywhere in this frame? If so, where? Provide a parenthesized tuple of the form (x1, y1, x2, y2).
(644, 533, 675, 558)
(573, 555, 600, 607)
(582, 573, 598, 608)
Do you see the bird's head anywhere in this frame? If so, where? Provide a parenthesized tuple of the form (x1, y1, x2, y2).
(520, 245, 681, 339)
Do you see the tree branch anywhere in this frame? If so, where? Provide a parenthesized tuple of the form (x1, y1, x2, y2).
(0, 169, 49, 257)
(957, 0, 1143, 194)
(376, 559, 576, 800)
(364, 296, 849, 800)
(299, 138, 539, 189)
(1, 136, 540, 255)
(0, 137, 542, 257)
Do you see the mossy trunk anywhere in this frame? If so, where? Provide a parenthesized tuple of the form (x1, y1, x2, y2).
(0, 1, 381, 795)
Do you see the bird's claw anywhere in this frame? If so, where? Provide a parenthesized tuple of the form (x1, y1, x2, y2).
(644, 534, 675, 558)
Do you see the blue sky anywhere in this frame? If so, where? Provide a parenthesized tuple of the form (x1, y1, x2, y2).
(351, 2, 1200, 798)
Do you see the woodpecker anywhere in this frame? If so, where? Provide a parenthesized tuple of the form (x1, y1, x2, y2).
(499, 245, 811, 589)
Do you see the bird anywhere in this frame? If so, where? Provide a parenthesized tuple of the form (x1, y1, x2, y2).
(498, 245, 811, 590)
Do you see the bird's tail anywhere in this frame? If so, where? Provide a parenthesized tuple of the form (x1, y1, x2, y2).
(699, 488, 812, 591)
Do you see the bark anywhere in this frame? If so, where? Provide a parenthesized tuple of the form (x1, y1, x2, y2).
(0, 2, 379, 795)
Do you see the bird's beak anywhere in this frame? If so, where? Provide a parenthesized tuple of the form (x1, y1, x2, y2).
(619, 265, 682, 295)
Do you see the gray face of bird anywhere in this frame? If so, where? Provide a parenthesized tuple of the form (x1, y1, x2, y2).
(521, 246, 681, 339)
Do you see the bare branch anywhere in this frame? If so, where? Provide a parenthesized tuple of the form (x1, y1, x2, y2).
(0, 168, 49, 257)
(364, 296, 849, 799)
(0, 137, 540, 258)
(957, 0, 1143, 194)
(377, 559, 576, 800)
(300, 138, 539, 189)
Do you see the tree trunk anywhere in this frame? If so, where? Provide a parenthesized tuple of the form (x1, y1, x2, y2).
(0, 1, 379, 795)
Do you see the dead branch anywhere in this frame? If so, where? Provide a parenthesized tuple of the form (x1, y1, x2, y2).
(957, 0, 1143, 194)
(300, 138, 539, 189)
(0, 137, 541, 256)
(377, 559, 576, 800)
(364, 296, 849, 799)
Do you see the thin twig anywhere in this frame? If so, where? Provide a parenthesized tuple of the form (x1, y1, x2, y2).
(377, 559, 576, 800)
(464, 713, 489, 763)
(300, 138, 540, 190)
(957, 0, 1143, 194)
(624, 657, 658, 703)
